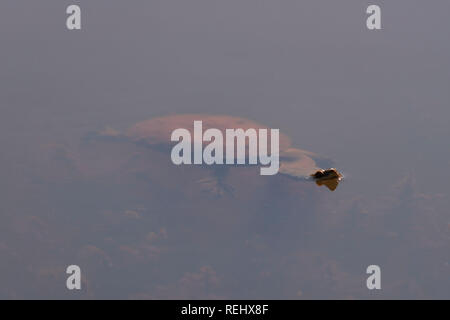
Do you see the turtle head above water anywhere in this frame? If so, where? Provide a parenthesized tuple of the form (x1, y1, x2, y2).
(311, 168, 342, 180)
(278, 148, 343, 191)
(311, 168, 343, 191)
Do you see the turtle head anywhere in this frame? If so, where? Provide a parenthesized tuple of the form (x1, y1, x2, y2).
(278, 148, 343, 191)
(311, 168, 342, 180)
(311, 168, 343, 191)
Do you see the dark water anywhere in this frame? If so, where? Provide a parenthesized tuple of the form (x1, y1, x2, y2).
(0, 1, 449, 299)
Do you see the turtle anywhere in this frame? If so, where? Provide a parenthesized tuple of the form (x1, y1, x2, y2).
(29, 114, 343, 272)
(81, 114, 343, 195)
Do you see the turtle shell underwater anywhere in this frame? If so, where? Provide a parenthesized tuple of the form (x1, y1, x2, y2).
(80, 114, 343, 193)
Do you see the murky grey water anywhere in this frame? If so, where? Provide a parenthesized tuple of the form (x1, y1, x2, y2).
(0, 1, 449, 299)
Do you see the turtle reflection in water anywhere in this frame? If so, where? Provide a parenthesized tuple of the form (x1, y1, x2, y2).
(82, 114, 342, 195)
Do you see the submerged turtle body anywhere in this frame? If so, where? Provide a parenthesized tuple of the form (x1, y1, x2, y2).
(126, 114, 292, 153)
(43, 114, 341, 196)
(123, 114, 342, 192)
